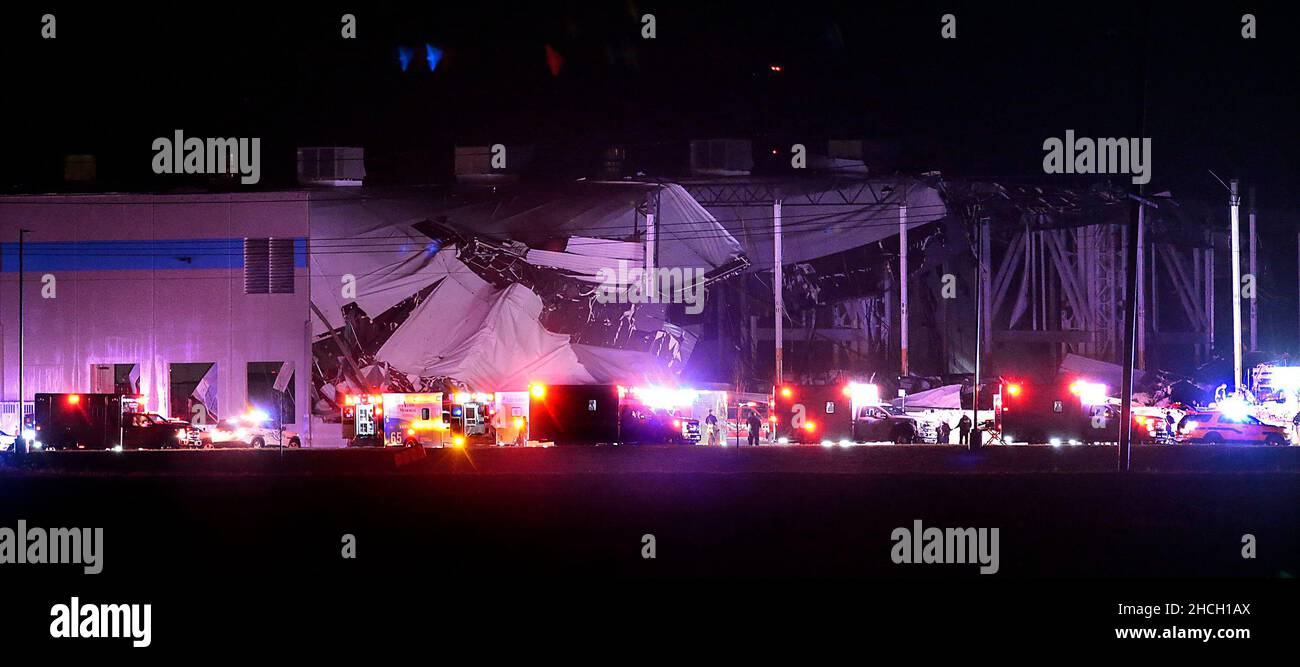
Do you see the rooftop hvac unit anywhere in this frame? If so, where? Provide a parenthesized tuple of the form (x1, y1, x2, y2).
(454, 145, 533, 183)
(689, 139, 752, 176)
(63, 154, 97, 183)
(297, 147, 365, 186)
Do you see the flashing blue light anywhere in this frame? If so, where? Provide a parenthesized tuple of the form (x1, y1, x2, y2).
(398, 45, 414, 72)
(425, 240, 442, 254)
(452, 406, 463, 417)
(425, 44, 443, 72)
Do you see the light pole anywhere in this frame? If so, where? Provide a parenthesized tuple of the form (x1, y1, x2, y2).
(1229, 179, 1243, 393)
(15, 229, 30, 455)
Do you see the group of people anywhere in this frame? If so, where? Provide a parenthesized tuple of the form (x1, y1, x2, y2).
(702, 409, 765, 446)
(933, 414, 975, 444)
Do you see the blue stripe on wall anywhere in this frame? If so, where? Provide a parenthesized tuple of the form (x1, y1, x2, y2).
(0, 238, 309, 272)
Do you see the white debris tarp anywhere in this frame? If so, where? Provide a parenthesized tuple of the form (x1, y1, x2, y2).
(309, 182, 746, 334)
(1059, 353, 1146, 392)
(375, 255, 672, 389)
(892, 384, 963, 409)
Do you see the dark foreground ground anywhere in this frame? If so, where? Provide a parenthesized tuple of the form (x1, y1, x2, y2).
(1, 445, 1295, 652)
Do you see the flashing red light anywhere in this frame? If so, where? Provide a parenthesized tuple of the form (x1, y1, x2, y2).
(781, 387, 793, 398)
(803, 421, 816, 432)
(768, 415, 778, 423)
(769, 64, 783, 72)
(673, 419, 682, 428)
(1006, 383, 1022, 397)
(67, 394, 81, 405)
(375, 406, 383, 416)
(531, 384, 546, 399)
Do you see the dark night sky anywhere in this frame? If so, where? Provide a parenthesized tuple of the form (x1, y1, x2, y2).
(3, 1, 1298, 208)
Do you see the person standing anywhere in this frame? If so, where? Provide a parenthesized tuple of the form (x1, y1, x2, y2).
(957, 414, 973, 446)
(746, 411, 763, 446)
(705, 410, 719, 446)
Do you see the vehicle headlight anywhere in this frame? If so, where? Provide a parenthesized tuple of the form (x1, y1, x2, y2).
(177, 429, 188, 440)
(22, 429, 35, 442)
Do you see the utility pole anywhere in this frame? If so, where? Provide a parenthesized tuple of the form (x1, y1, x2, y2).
(1119, 6, 1149, 472)
(1136, 204, 1146, 369)
(644, 191, 657, 295)
(15, 229, 30, 455)
(773, 198, 784, 388)
(899, 196, 909, 377)
(1248, 186, 1257, 352)
(1229, 179, 1243, 392)
(1119, 197, 1140, 472)
(971, 207, 984, 452)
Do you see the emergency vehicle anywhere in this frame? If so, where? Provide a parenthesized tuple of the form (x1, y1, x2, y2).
(198, 408, 301, 448)
(771, 382, 912, 444)
(998, 378, 1164, 445)
(1176, 410, 1290, 446)
(443, 392, 497, 446)
(33, 393, 190, 450)
(525, 383, 708, 445)
(341, 393, 386, 447)
(355, 391, 524, 448)
(771, 384, 852, 444)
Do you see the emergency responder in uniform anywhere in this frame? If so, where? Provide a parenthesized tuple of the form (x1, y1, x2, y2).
(957, 414, 973, 445)
(937, 420, 952, 444)
(746, 410, 762, 446)
(705, 410, 719, 446)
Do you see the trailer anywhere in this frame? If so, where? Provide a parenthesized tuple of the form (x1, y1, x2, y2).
(525, 383, 707, 445)
(771, 384, 854, 444)
(998, 378, 1126, 444)
(527, 384, 620, 445)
